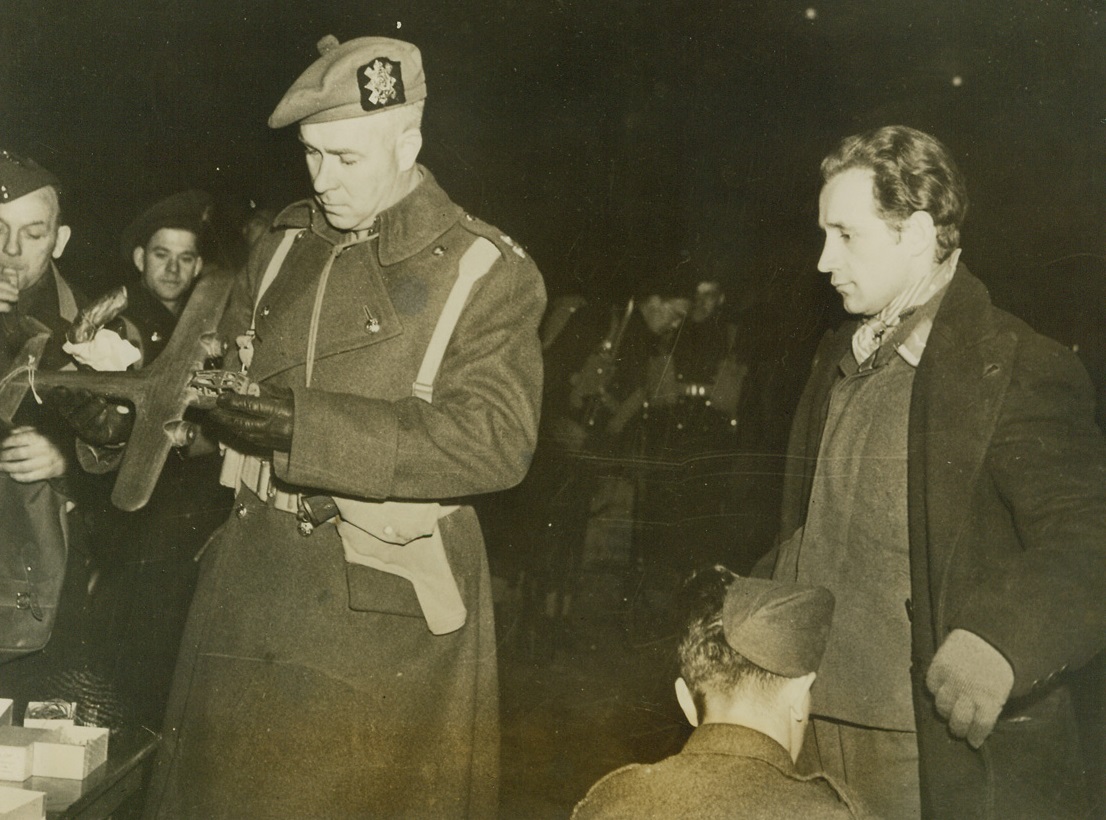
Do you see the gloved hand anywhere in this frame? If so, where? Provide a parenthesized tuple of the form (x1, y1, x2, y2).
(209, 385, 294, 452)
(926, 628, 1015, 748)
(49, 387, 134, 447)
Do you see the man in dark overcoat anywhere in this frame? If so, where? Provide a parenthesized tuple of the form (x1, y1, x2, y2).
(572, 567, 861, 819)
(142, 35, 545, 818)
(767, 125, 1106, 818)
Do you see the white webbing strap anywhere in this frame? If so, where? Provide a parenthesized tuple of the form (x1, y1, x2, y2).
(221, 228, 301, 490)
(251, 229, 300, 333)
(411, 236, 500, 402)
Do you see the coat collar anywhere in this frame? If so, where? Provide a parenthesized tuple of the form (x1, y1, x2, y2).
(922, 262, 998, 355)
(683, 723, 796, 770)
(272, 165, 462, 266)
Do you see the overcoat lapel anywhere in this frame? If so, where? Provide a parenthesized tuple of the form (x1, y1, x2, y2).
(247, 234, 404, 384)
(779, 324, 855, 540)
(908, 269, 1015, 636)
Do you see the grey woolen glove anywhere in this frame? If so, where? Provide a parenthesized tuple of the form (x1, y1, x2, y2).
(925, 629, 1014, 748)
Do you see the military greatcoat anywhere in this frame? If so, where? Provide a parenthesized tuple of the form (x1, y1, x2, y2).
(145, 168, 545, 818)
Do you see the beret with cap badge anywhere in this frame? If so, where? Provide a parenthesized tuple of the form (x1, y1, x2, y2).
(0, 150, 60, 204)
(721, 575, 835, 678)
(120, 189, 213, 258)
(269, 35, 427, 129)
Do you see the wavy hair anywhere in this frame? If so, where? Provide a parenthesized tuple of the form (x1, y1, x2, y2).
(821, 125, 968, 263)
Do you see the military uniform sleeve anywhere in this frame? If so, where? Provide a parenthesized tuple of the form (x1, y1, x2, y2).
(274, 252, 545, 500)
(950, 338, 1106, 697)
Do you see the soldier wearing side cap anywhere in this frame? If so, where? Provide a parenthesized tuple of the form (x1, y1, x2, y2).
(572, 568, 862, 819)
(0, 152, 129, 702)
(140, 35, 545, 818)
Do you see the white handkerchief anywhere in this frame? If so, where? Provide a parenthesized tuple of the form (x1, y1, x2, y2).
(62, 328, 142, 372)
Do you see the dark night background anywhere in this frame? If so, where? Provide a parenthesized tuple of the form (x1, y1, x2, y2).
(2, 0, 1104, 313)
(2, 4, 1105, 814)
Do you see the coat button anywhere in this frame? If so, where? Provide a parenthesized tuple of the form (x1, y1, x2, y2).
(235, 503, 248, 519)
(383, 525, 396, 537)
(432, 246, 445, 256)
(261, 305, 271, 317)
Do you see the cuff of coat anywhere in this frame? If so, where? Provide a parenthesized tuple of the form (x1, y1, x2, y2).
(273, 386, 399, 499)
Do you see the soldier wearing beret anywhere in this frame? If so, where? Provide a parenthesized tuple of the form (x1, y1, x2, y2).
(572, 567, 861, 819)
(123, 189, 212, 360)
(142, 35, 545, 818)
(74, 190, 232, 731)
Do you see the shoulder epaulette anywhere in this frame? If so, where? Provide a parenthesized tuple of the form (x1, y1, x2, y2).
(457, 212, 527, 263)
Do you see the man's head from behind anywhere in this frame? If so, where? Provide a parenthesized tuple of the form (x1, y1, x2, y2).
(0, 151, 69, 292)
(675, 566, 834, 761)
(124, 190, 211, 315)
(271, 35, 427, 232)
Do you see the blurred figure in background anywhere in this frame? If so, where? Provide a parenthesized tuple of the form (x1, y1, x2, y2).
(500, 271, 691, 657)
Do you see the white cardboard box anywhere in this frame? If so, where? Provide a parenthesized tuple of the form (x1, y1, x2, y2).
(0, 729, 53, 782)
(0, 786, 44, 820)
(22, 702, 75, 730)
(30, 727, 109, 780)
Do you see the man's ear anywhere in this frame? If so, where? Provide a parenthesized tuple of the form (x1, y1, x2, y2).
(902, 210, 937, 260)
(396, 128, 423, 172)
(675, 677, 699, 728)
(132, 246, 146, 275)
(52, 225, 72, 260)
(784, 671, 817, 720)
(194, 255, 205, 278)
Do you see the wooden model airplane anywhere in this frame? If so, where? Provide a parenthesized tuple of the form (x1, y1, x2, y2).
(0, 268, 235, 511)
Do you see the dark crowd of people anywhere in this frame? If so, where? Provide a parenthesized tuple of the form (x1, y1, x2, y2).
(0, 29, 1104, 820)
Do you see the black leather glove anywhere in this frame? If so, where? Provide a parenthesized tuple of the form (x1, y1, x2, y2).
(49, 387, 135, 447)
(210, 386, 294, 452)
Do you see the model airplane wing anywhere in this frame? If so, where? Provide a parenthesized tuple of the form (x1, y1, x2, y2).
(0, 268, 235, 510)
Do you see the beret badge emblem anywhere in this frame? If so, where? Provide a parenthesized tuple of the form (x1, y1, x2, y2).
(358, 58, 406, 110)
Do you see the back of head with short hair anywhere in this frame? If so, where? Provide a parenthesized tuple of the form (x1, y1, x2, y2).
(821, 125, 968, 263)
(677, 566, 788, 719)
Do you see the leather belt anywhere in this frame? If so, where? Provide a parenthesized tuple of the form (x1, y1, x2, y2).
(238, 454, 300, 514)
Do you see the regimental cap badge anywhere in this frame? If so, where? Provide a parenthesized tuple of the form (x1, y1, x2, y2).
(358, 57, 405, 111)
(269, 35, 426, 128)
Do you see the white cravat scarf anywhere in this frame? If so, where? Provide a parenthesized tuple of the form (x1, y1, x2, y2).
(852, 248, 961, 365)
